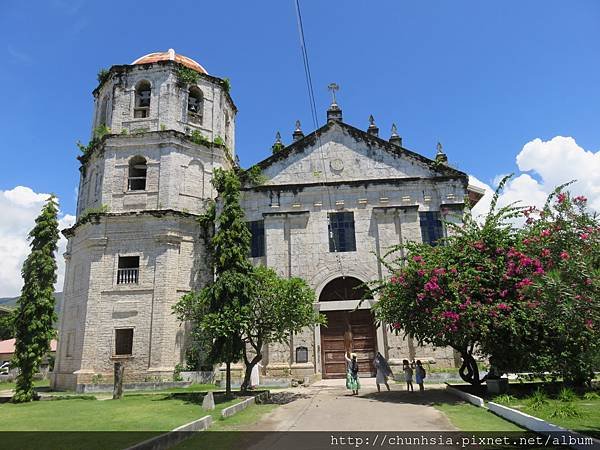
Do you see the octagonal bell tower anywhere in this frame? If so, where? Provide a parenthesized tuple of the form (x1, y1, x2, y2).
(53, 50, 235, 390)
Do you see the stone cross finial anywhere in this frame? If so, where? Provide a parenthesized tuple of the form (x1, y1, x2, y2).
(389, 123, 402, 146)
(436, 142, 443, 154)
(391, 123, 399, 136)
(293, 120, 304, 141)
(275, 131, 282, 144)
(369, 115, 375, 126)
(328, 83, 339, 104)
(295, 120, 302, 131)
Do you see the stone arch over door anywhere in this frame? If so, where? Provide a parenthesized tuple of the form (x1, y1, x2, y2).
(319, 276, 377, 379)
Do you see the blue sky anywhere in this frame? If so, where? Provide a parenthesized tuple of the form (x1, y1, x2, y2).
(1, 0, 599, 215)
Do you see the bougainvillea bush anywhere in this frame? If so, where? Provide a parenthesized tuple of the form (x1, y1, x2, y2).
(374, 179, 599, 386)
(518, 190, 599, 385)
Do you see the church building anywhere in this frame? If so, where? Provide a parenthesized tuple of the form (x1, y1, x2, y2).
(52, 50, 483, 390)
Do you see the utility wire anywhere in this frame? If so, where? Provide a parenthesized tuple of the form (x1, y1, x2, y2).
(294, 0, 345, 276)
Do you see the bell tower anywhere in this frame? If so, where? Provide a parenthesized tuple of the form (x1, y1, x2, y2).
(53, 50, 235, 390)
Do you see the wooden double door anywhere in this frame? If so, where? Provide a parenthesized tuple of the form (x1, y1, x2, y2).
(321, 309, 377, 379)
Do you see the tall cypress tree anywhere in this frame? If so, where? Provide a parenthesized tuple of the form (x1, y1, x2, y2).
(12, 196, 60, 403)
(174, 168, 254, 397)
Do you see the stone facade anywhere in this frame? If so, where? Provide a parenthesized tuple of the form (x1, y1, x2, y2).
(53, 51, 481, 390)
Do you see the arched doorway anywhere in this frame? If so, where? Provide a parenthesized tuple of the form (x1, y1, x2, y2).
(319, 277, 377, 379)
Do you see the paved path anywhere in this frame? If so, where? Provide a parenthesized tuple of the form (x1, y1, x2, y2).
(255, 378, 456, 431)
(245, 378, 457, 450)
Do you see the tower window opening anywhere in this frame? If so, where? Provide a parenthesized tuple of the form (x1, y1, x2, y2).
(134, 80, 151, 118)
(128, 156, 147, 191)
(117, 256, 139, 284)
(187, 86, 203, 125)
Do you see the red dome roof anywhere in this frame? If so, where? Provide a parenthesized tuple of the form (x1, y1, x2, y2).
(132, 49, 207, 74)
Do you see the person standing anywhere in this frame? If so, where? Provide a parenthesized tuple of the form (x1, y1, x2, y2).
(345, 352, 360, 395)
(373, 352, 393, 392)
(415, 360, 426, 393)
(402, 359, 414, 392)
(250, 362, 263, 389)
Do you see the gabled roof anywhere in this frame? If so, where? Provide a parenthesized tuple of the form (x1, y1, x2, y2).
(254, 120, 467, 180)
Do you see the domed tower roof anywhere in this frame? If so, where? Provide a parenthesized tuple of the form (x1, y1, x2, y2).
(131, 48, 208, 74)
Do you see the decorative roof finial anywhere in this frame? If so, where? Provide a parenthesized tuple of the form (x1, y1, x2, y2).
(367, 114, 379, 137)
(435, 141, 448, 165)
(272, 131, 284, 154)
(389, 123, 402, 146)
(293, 120, 304, 142)
(327, 83, 343, 123)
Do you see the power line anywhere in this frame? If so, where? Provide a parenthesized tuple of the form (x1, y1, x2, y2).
(293, 0, 345, 277)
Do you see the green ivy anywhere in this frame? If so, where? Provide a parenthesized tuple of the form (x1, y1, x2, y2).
(97, 68, 110, 86)
(240, 165, 267, 186)
(176, 66, 200, 85)
(271, 142, 285, 154)
(77, 204, 109, 226)
(213, 135, 225, 146)
(222, 77, 231, 93)
(76, 125, 111, 155)
(190, 130, 211, 146)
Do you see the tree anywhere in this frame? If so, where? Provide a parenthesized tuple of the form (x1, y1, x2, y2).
(374, 178, 543, 385)
(374, 178, 599, 386)
(12, 196, 60, 402)
(174, 169, 254, 398)
(0, 309, 16, 340)
(236, 266, 323, 392)
(518, 189, 599, 386)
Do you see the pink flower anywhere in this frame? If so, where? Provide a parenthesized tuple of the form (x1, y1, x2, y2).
(392, 322, 402, 330)
(541, 229, 551, 237)
(541, 249, 551, 257)
(580, 233, 589, 240)
(516, 278, 533, 289)
(585, 278, 592, 286)
(499, 289, 508, 298)
(585, 319, 593, 329)
(412, 255, 423, 263)
(417, 269, 426, 277)
(442, 311, 460, 321)
(574, 195, 587, 203)
(497, 303, 511, 311)
(560, 251, 570, 260)
(557, 193, 567, 204)
(474, 241, 486, 251)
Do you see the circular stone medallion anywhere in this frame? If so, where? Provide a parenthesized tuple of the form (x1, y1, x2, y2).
(330, 158, 344, 172)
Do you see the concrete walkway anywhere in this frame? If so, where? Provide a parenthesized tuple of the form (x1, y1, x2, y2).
(255, 378, 456, 431)
(245, 378, 458, 449)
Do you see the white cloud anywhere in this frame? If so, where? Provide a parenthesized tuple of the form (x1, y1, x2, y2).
(0, 187, 74, 298)
(471, 136, 600, 221)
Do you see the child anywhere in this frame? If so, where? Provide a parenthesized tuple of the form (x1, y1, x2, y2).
(402, 359, 413, 392)
(415, 360, 426, 393)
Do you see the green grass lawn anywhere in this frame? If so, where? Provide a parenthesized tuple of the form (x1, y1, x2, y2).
(175, 402, 279, 450)
(497, 396, 600, 438)
(0, 379, 49, 392)
(0, 391, 249, 449)
(435, 402, 524, 432)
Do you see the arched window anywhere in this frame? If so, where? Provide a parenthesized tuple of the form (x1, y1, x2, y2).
(319, 277, 372, 302)
(134, 80, 151, 118)
(128, 156, 147, 191)
(187, 86, 203, 125)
